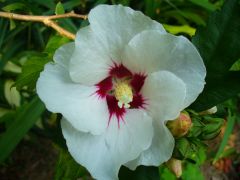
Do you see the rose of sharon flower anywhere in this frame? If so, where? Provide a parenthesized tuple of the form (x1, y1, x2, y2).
(36, 5, 206, 180)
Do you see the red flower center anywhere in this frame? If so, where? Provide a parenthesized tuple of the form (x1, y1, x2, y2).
(95, 63, 146, 126)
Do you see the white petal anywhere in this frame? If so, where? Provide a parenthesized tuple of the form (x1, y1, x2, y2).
(36, 62, 109, 135)
(70, 5, 166, 85)
(141, 70, 186, 121)
(70, 26, 112, 85)
(61, 109, 153, 180)
(125, 121, 174, 170)
(53, 42, 74, 68)
(123, 30, 206, 107)
(89, 5, 165, 59)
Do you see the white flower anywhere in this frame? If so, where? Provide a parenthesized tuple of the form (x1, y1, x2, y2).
(36, 5, 206, 180)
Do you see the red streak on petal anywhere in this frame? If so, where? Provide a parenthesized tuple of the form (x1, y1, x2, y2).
(131, 73, 146, 93)
(109, 63, 132, 78)
(106, 95, 126, 127)
(95, 77, 113, 98)
(130, 94, 146, 109)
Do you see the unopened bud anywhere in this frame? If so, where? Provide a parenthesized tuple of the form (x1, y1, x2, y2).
(167, 111, 192, 138)
(199, 106, 217, 115)
(4, 79, 20, 107)
(166, 158, 182, 178)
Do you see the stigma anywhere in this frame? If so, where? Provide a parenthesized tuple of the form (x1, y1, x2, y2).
(114, 81, 133, 108)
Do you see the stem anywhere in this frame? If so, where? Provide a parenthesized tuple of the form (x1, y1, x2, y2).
(0, 11, 87, 40)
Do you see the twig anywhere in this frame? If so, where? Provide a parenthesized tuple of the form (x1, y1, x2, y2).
(0, 11, 87, 40)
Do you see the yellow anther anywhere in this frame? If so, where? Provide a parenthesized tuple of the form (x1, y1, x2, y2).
(114, 81, 133, 108)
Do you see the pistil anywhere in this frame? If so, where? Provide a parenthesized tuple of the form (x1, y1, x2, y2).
(114, 81, 133, 108)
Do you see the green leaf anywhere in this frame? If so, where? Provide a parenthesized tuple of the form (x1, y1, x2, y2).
(119, 166, 160, 180)
(45, 35, 70, 57)
(213, 110, 235, 163)
(163, 24, 196, 36)
(0, 107, 12, 119)
(9, 20, 16, 30)
(164, 10, 206, 26)
(93, 0, 108, 6)
(193, 0, 240, 73)
(230, 58, 240, 71)
(31, 0, 55, 9)
(181, 163, 204, 180)
(218, 147, 235, 159)
(159, 166, 176, 180)
(181, 10, 206, 26)
(2, 3, 27, 12)
(0, 40, 24, 75)
(15, 57, 49, 90)
(175, 138, 191, 158)
(54, 150, 88, 180)
(191, 0, 240, 111)
(55, 2, 65, 15)
(201, 118, 224, 134)
(0, 19, 8, 49)
(0, 96, 45, 162)
(63, 0, 85, 10)
(191, 72, 240, 111)
(199, 130, 221, 140)
(144, 0, 161, 18)
(188, 0, 217, 11)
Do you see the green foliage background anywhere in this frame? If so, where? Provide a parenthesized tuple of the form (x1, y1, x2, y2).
(0, 0, 240, 179)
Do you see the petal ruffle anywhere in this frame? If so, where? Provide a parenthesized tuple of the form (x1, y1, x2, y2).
(141, 70, 186, 121)
(37, 61, 109, 135)
(61, 109, 153, 180)
(123, 30, 206, 107)
(125, 121, 174, 170)
(70, 5, 166, 85)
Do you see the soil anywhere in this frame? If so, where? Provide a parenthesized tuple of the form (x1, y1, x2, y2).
(0, 136, 58, 180)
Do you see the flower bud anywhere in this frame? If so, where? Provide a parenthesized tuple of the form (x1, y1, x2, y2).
(4, 79, 20, 107)
(167, 111, 192, 138)
(166, 158, 182, 178)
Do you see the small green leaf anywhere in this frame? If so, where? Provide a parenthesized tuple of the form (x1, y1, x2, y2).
(9, 20, 16, 30)
(230, 58, 240, 71)
(0, 96, 45, 162)
(2, 3, 27, 12)
(55, 2, 65, 15)
(163, 24, 196, 36)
